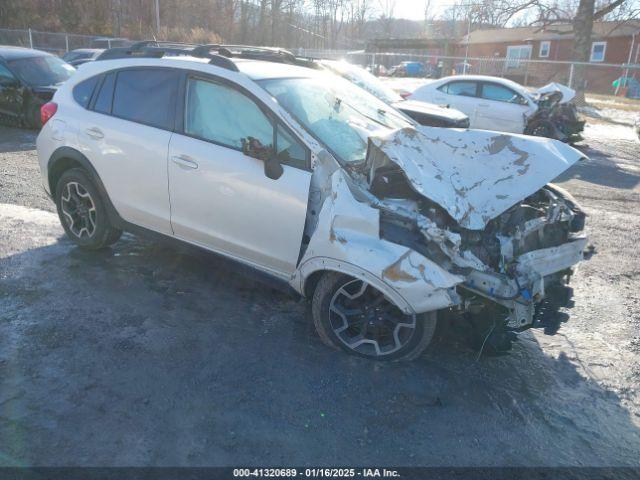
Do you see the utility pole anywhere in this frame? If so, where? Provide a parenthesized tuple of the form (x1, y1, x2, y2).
(155, 0, 161, 36)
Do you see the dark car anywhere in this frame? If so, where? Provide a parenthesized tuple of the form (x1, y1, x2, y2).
(0, 46, 75, 128)
(90, 37, 130, 49)
(62, 48, 104, 67)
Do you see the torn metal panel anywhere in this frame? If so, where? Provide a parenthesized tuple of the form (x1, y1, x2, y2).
(516, 237, 587, 280)
(535, 82, 576, 104)
(367, 126, 585, 230)
(293, 165, 463, 314)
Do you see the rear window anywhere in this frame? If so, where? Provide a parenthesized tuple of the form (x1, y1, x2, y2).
(112, 69, 178, 130)
(73, 76, 100, 108)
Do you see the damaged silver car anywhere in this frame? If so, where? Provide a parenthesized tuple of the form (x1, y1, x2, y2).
(37, 46, 587, 361)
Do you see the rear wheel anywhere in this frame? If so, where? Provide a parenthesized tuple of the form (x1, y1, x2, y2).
(312, 273, 437, 361)
(55, 168, 122, 249)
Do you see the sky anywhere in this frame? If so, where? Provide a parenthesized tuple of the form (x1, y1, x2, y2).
(393, 0, 455, 21)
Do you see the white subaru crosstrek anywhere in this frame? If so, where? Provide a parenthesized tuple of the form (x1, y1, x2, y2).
(37, 44, 588, 361)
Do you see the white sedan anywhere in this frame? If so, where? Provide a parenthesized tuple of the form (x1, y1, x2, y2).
(409, 75, 539, 134)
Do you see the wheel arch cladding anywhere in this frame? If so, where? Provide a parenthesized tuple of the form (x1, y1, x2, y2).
(48, 146, 122, 226)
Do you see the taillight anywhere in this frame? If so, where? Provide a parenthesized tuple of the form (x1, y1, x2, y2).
(400, 91, 411, 100)
(40, 102, 58, 126)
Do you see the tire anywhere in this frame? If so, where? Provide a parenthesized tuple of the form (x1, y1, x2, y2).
(311, 272, 437, 361)
(55, 168, 122, 250)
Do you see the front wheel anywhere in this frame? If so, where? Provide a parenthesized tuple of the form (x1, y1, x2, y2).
(311, 273, 437, 361)
(55, 168, 122, 249)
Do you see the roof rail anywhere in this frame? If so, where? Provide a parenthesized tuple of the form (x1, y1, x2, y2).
(205, 44, 324, 70)
(94, 41, 239, 72)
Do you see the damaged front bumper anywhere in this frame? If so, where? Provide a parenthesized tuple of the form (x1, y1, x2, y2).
(460, 236, 587, 329)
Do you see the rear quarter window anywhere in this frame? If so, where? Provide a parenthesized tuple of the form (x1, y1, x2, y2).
(72, 76, 100, 108)
(93, 73, 116, 114)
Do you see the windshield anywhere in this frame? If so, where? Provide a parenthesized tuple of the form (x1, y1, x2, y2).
(323, 61, 403, 105)
(8, 55, 74, 86)
(260, 75, 411, 164)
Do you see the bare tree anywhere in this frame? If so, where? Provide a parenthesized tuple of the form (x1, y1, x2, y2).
(378, 0, 396, 37)
(529, 0, 636, 99)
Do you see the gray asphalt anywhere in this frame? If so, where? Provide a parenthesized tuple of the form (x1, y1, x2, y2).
(0, 124, 639, 466)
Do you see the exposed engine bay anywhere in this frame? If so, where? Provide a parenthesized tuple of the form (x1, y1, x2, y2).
(302, 126, 588, 351)
(294, 125, 588, 352)
(371, 174, 584, 352)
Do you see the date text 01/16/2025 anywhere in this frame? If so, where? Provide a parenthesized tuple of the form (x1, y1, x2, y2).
(233, 468, 400, 478)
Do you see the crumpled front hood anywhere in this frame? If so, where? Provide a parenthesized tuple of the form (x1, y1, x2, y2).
(367, 126, 585, 230)
(535, 82, 576, 104)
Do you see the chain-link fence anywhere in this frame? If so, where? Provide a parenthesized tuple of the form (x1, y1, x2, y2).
(2, 27, 638, 97)
(298, 49, 640, 98)
(0, 27, 124, 55)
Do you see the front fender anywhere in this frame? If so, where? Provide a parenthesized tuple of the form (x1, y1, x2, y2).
(292, 169, 462, 315)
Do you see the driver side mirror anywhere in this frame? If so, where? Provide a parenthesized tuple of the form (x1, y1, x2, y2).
(241, 137, 283, 180)
(263, 155, 284, 180)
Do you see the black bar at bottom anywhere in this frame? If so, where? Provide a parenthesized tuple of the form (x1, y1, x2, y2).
(0, 467, 639, 480)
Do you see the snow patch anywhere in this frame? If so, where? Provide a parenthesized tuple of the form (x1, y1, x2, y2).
(0, 203, 60, 226)
(584, 123, 639, 142)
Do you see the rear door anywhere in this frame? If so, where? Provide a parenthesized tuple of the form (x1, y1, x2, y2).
(476, 81, 533, 133)
(168, 74, 311, 277)
(77, 67, 179, 234)
(431, 80, 480, 126)
(0, 61, 23, 117)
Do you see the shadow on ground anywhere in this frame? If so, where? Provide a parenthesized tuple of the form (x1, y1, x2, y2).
(0, 125, 36, 153)
(1, 228, 639, 467)
(558, 142, 639, 190)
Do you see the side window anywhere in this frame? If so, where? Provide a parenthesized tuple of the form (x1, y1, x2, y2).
(439, 81, 477, 97)
(481, 83, 525, 104)
(0, 63, 17, 85)
(185, 77, 273, 151)
(276, 124, 307, 169)
(73, 76, 100, 108)
(93, 73, 115, 114)
(112, 69, 178, 130)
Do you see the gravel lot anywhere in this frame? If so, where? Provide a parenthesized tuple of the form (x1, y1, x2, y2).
(1, 123, 639, 466)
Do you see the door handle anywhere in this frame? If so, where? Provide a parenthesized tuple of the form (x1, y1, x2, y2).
(85, 127, 104, 139)
(171, 154, 199, 170)
(478, 103, 490, 108)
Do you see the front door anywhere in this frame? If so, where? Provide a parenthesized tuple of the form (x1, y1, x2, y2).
(168, 75, 311, 277)
(475, 82, 534, 133)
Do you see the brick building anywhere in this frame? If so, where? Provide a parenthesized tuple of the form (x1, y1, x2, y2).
(457, 21, 640, 93)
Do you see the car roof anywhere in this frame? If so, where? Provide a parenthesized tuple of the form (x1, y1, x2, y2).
(0, 46, 51, 61)
(233, 58, 319, 80)
(69, 48, 104, 53)
(84, 51, 328, 85)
